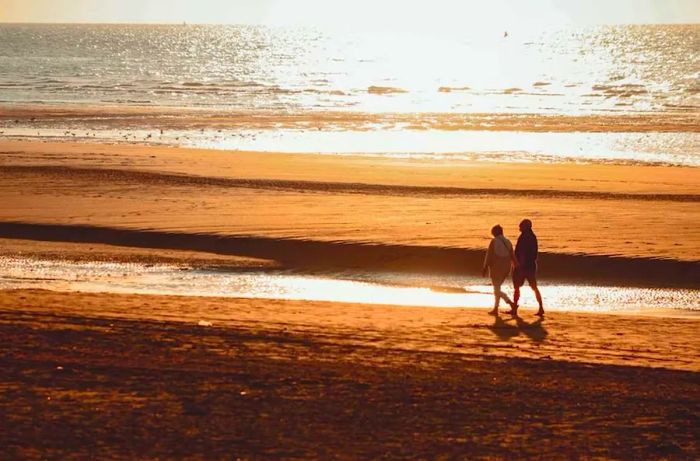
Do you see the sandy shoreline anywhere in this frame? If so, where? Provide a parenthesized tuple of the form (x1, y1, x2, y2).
(1, 288, 698, 458)
(2, 140, 699, 266)
(3, 140, 700, 194)
(2, 223, 698, 290)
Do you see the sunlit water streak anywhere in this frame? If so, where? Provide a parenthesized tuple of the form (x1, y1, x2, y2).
(3, 127, 698, 166)
(1, 257, 698, 316)
(186, 129, 700, 166)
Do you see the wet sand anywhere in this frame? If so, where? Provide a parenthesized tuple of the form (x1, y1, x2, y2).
(1, 289, 698, 459)
(2, 223, 698, 288)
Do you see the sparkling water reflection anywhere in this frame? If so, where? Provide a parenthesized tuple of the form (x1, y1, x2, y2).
(0, 24, 697, 113)
(1, 257, 698, 315)
(3, 126, 698, 166)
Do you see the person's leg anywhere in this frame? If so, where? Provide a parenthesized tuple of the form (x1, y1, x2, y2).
(528, 276, 544, 316)
(505, 270, 522, 315)
(489, 270, 505, 313)
(498, 280, 514, 307)
(489, 279, 501, 314)
(513, 278, 521, 308)
(493, 271, 513, 312)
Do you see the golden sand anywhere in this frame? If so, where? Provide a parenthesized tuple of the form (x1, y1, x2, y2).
(1, 288, 698, 458)
(2, 140, 699, 261)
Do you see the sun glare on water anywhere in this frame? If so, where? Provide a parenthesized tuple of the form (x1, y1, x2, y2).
(1, 258, 698, 314)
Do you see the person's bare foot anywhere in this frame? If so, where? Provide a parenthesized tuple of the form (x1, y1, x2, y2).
(488, 308, 498, 316)
(502, 305, 518, 316)
(535, 309, 545, 317)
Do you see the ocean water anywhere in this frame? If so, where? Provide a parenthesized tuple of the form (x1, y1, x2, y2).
(0, 23, 698, 113)
(0, 24, 698, 165)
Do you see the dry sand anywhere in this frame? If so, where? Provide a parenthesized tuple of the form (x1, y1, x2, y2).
(2, 140, 699, 263)
(1, 289, 698, 459)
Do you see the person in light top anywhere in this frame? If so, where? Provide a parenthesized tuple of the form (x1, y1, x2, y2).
(482, 224, 516, 315)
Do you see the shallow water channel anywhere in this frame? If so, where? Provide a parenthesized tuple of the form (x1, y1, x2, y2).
(1, 257, 698, 316)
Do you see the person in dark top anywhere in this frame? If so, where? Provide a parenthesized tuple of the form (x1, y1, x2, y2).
(504, 219, 544, 317)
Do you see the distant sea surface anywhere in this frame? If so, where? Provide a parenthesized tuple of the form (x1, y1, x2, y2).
(0, 24, 698, 165)
(1, 23, 698, 113)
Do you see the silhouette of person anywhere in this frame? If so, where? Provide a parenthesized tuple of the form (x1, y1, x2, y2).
(482, 224, 516, 315)
(505, 219, 544, 317)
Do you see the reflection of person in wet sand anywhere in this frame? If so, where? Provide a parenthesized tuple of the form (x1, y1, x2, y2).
(482, 224, 516, 315)
(504, 219, 544, 317)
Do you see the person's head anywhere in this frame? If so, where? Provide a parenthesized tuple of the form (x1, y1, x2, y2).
(491, 224, 503, 237)
(519, 219, 533, 232)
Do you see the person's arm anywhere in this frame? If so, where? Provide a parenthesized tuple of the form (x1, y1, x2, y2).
(525, 234, 537, 264)
(514, 236, 523, 267)
(482, 240, 494, 276)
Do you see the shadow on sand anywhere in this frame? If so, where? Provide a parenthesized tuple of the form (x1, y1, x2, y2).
(487, 313, 548, 344)
(0, 221, 698, 288)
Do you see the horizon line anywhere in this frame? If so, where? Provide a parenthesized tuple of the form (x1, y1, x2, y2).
(1, 20, 698, 27)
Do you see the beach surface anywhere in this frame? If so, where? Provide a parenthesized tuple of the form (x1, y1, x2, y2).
(1, 138, 699, 458)
(1, 288, 698, 459)
(2, 139, 699, 264)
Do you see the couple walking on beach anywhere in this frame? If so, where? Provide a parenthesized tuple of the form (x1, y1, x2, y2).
(482, 219, 544, 317)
